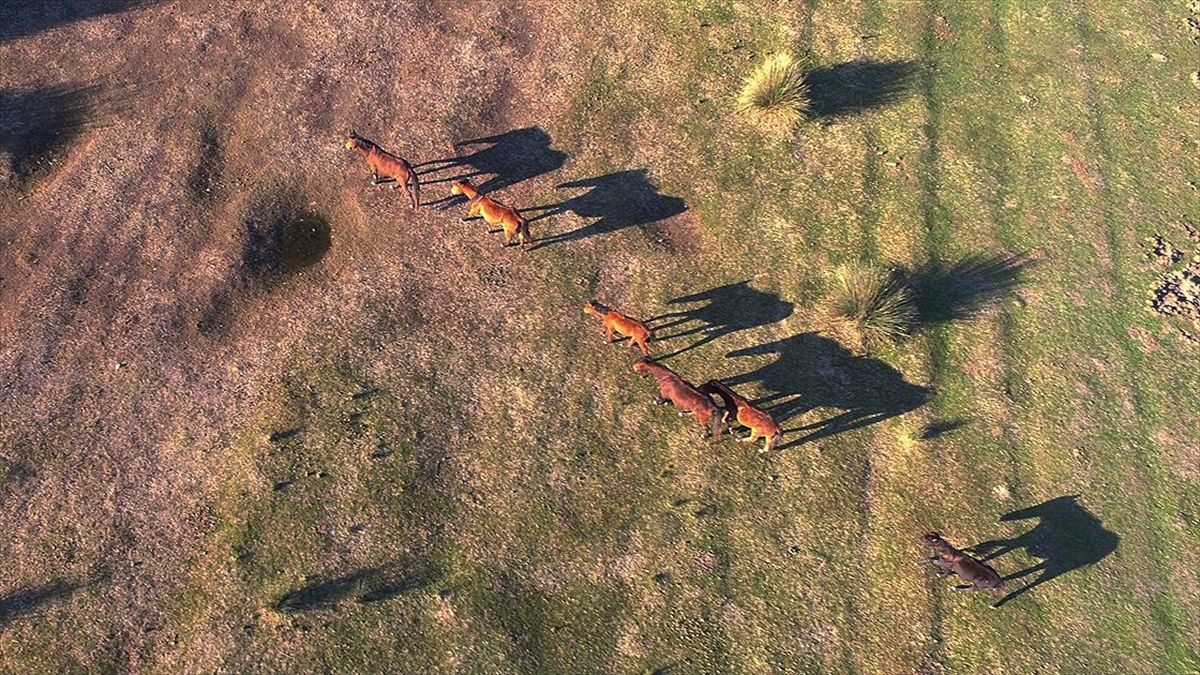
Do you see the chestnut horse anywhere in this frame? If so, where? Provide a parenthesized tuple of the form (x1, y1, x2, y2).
(699, 379, 781, 454)
(633, 359, 722, 439)
(583, 300, 653, 357)
(345, 131, 420, 210)
(916, 532, 1006, 607)
(450, 180, 532, 250)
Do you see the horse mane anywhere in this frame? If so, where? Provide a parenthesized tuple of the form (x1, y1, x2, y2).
(701, 380, 737, 410)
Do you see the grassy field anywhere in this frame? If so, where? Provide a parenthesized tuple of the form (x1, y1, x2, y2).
(1, 1, 1199, 673)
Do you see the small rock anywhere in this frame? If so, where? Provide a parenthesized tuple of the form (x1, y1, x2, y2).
(1150, 52, 1169, 62)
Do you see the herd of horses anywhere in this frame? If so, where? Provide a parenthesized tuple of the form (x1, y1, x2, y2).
(345, 131, 1011, 607)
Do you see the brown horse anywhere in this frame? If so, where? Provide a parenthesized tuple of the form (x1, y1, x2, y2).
(916, 532, 1006, 607)
(583, 300, 653, 357)
(345, 131, 420, 210)
(699, 379, 781, 454)
(450, 180, 532, 250)
(633, 359, 722, 439)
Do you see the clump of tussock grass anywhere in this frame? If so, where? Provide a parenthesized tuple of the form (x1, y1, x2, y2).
(737, 53, 811, 131)
(826, 265, 916, 351)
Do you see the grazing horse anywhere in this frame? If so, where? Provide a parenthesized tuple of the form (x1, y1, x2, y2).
(450, 180, 532, 250)
(916, 532, 1006, 607)
(345, 131, 421, 210)
(633, 359, 722, 439)
(583, 300, 653, 357)
(699, 379, 781, 455)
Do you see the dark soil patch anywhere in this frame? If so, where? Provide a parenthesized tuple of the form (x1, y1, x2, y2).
(186, 122, 224, 203)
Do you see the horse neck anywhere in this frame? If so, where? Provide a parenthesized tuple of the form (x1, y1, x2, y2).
(935, 541, 963, 559)
(459, 184, 479, 199)
(352, 139, 376, 157)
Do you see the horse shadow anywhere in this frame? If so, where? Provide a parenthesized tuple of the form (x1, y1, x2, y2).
(275, 561, 435, 612)
(724, 332, 930, 449)
(970, 495, 1119, 608)
(416, 126, 567, 203)
(646, 281, 793, 359)
(521, 169, 686, 250)
(0, 84, 103, 186)
(0, 0, 162, 43)
(805, 59, 921, 118)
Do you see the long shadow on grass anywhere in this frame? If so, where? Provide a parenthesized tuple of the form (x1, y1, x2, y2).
(518, 169, 686, 251)
(724, 332, 929, 449)
(969, 495, 1119, 608)
(0, 576, 102, 626)
(0, 84, 106, 186)
(0, 0, 162, 43)
(903, 252, 1030, 328)
(647, 281, 793, 359)
(276, 562, 435, 612)
(417, 126, 567, 205)
(806, 59, 921, 118)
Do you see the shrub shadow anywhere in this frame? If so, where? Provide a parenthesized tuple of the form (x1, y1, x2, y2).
(0, 0, 162, 43)
(904, 252, 1030, 327)
(805, 59, 921, 118)
(0, 84, 103, 186)
(647, 281, 794, 359)
(523, 169, 686, 250)
(970, 495, 1119, 608)
(724, 332, 930, 448)
(276, 562, 435, 612)
(417, 126, 567, 202)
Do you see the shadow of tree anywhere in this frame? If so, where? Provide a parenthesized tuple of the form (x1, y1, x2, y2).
(276, 562, 435, 612)
(805, 59, 921, 118)
(0, 84, 105, 186)
(971, 495, 1119, 608)
(647, 281, 793, 359)
(417, 126, 567, 203)
(0, 0, 162, 43)
(904, 252, 1029, 327)
(522, 169, 686, 250)
(725, 332, 929, 449)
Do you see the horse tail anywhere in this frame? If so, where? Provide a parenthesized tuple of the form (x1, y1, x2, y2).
(709, 408, 724, 438)
(519, 216, 532, 248)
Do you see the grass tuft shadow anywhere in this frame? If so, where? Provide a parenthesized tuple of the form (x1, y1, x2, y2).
(0, 574, 105, 626)
(971, 495, 1119, 608)
(276, 562, 435, 612)
(805, 59, 921, 118)
(905, 252, 1030, 326)
(0, 84, 103, 186)
(919, 419, 968, 440)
